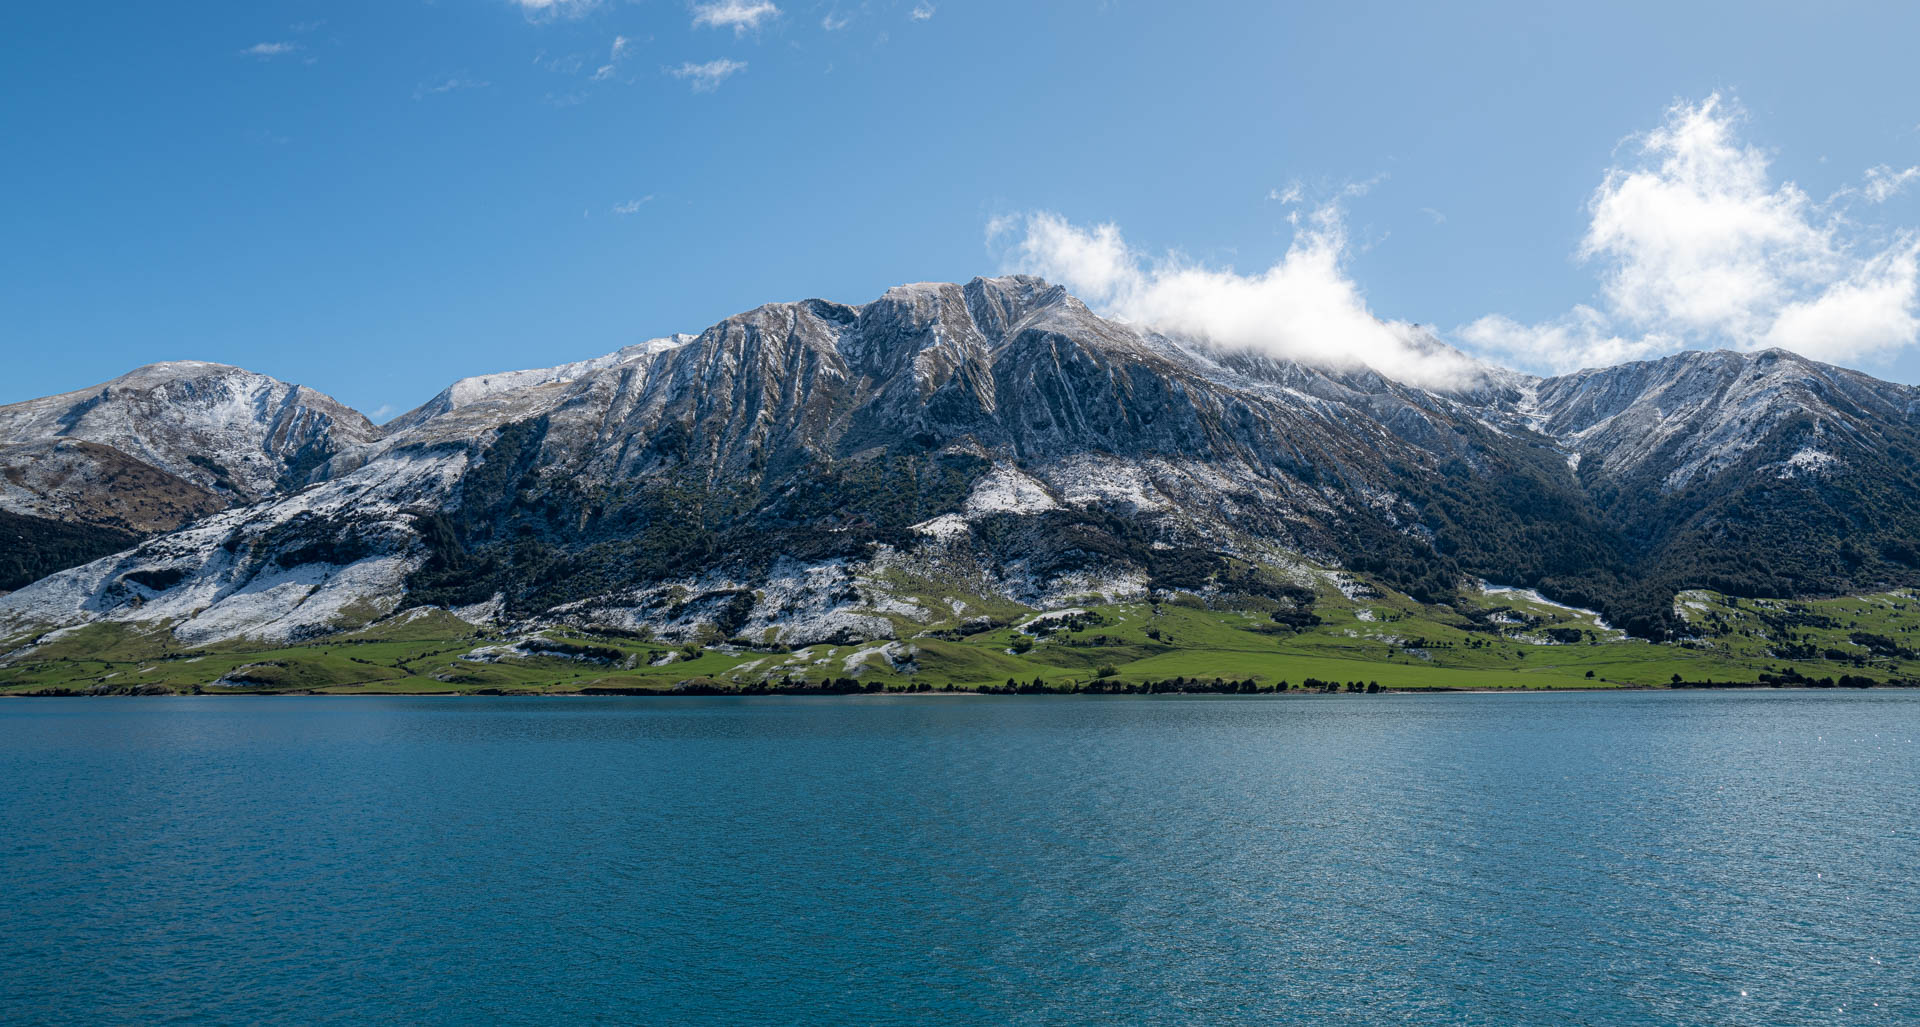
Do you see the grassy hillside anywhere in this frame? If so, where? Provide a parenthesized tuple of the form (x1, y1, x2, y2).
(6, 568, 1919, 696)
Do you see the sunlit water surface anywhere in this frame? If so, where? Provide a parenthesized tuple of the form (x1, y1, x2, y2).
(3, 691, 1916, 1025)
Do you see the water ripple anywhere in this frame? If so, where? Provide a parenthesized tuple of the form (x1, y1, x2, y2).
(2, 691, 1916, 1025)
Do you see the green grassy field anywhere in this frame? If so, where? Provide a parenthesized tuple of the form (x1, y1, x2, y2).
(5, 573, 1918, 695)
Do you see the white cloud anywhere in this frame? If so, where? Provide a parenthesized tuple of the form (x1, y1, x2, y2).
(1463, 94, 1920, 372)
(821, 11, 851, 30)
(1581, 96, 1832, 341)
(992, 204, 1483, 390)
(669, 58, 747, 91)
(1763, 240, 1920, 360)
(612, 196, 655, 214)
(1863, 164, 1920, 204)
(590, 34, 637, 81)
(910, 2, 935, 20)
(692, 1, 781, 33)
(1459, 308, 1665, 373)
(240, 42, 297, 58)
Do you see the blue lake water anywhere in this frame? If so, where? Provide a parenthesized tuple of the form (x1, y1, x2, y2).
(2, 691, 1917, 1025)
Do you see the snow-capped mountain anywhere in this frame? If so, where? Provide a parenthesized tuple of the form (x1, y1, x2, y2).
(0, 361, 377, 520)
(0, 362, 378, 591)
(5, 277, 1918, 645)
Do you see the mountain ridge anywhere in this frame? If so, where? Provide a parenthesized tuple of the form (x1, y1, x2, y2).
(4, 276, 1917, 652)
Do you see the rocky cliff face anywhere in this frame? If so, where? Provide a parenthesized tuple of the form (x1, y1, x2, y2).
(4, 278, 1917, 644)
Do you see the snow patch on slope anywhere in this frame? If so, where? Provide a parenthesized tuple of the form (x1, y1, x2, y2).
(963, 464, 1059, 516)
(1775, 447, 1840, 479)
(1479, 581, 1619, 634)
(0, 449, 470, 645)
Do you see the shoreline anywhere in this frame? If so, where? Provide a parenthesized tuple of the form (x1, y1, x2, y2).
(7, 683, 1914, 699)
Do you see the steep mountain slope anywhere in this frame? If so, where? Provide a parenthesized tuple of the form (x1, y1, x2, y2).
(0, 509, 141, 594)
(386, 278, 1624, 637)
(384, 336, 696, 433)
(0, 361, 379, 505)
(3, 279, 1917, 650)
(1524, 348, 1920, 633)
(0, 362, 380, 587)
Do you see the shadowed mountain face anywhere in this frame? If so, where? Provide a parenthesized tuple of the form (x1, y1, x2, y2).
(3, 277, 1917, 645)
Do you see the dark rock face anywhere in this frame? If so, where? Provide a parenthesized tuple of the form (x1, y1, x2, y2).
(377, 277, 1630, 629)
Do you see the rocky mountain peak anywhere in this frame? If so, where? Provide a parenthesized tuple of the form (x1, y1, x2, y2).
(0, 361, 376, 500)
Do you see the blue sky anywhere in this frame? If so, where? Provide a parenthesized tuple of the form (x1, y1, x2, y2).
(4, 1, 1919, 415)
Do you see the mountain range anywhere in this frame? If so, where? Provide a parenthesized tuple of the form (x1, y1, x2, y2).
(5, 275, 1918, 653)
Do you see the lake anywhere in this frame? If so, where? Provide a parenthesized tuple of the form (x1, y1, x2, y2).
(2, 691, 1916, 1025)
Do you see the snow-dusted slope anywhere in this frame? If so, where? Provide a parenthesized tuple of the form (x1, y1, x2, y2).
(0, 447, 470, 645)
(7, 278, 1920, 646)
(1533, 348, 1913, 489)
(0, 362, 380, 531)
(383, 336, 695, 432)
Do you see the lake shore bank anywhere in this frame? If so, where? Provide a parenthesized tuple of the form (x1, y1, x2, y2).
(10, 682, 1914, 698)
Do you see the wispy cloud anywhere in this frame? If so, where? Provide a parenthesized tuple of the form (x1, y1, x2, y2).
(612, 196, 655, 214)
(511, 0, 600, 18)
(910, 2, 935, 20)
(1863, 164, 1920, 204)
(821, 10, 851, 30)
(413, 76, 489, 100)
(534, 50, 587, 75)
(1461, 94, 1920, 372)
(692, 1, 781, 33)
(589, 34, 637, 81)
(240, 42, 298, 58)
(668, 58, 747, 91)
(991, 199, 1483, 390)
